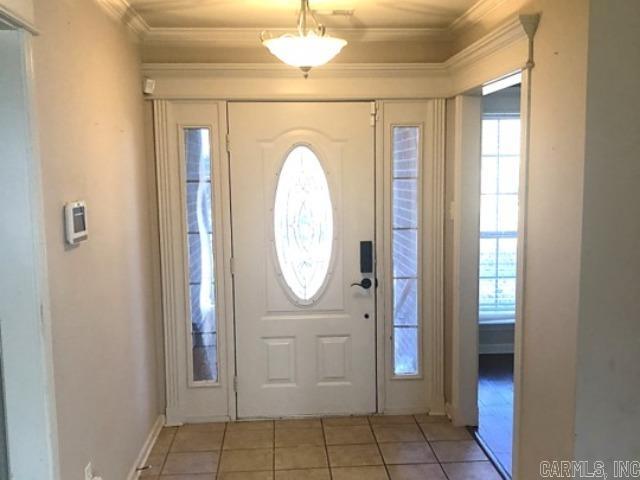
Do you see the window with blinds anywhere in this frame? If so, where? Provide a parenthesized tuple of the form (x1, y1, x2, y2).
(479, 116, 521, 323)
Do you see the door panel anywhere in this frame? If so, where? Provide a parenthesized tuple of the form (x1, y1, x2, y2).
(229, 102, 376, 418)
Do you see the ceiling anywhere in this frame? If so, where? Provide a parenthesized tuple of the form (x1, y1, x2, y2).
(128, 0, 479, 29)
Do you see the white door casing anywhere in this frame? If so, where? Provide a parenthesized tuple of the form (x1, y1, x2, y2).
(229, 102, 376, 418)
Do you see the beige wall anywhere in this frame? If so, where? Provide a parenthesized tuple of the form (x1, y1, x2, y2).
(517, 0, 589, 476)
(574, 0, 640, 465)
(32, 0, 161, 478)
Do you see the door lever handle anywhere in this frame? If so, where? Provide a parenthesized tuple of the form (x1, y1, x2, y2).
(351, 278, 373, 290)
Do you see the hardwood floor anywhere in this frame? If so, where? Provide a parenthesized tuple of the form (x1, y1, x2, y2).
(477, 353, 514, 477)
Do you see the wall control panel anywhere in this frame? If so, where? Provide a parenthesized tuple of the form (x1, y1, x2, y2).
(65, 201, 88, 245)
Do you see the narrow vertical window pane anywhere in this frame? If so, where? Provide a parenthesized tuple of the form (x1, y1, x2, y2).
(184, 128, 217, 382)
(394, 327, 418, 376)
(392, 127, 420, 376)
(479, 116, 520, 322)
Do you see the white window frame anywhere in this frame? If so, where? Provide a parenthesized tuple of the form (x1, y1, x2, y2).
(177, 125, 220, 388)
(389, 123, 424, 379)
(479, 113, 521, 325)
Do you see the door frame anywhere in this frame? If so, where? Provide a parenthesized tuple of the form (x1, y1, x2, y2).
(155, 98, 447, 422)
(0, 27, 60, 479)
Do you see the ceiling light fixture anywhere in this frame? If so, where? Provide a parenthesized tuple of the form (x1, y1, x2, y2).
(261, 0, 347, 78)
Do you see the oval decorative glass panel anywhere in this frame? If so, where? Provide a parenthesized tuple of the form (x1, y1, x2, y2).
(274, 145, 334, 302)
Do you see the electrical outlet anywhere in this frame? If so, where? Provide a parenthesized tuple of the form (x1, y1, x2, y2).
(84, 462, 93, 480)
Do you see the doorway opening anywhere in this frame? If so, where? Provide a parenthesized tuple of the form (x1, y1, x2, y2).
(476, 78, 521, 477)
(0, 25, 59, 480)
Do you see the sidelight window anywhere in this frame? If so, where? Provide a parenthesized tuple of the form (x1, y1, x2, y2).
(184, 128, 218, 382)
(391, 126, 421, 376)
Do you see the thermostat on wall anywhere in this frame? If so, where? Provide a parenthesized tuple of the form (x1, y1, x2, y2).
(65, 201, 88, 245)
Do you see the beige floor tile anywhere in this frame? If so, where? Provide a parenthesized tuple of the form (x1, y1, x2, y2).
(162, 452, 219, 475)
(324, 426, 374, 445)
(141, 453, 167, 477)
(275, 419, 322, 429)
(224, 429, 273, 450)
(372, 425, 424, 443)
(180, 423, 227, 434)
(331, 466, 389, 480)
(153, 427, 178, 454)
(322, 416, 369, 427)
(430, 441, 487, 463)
(160, 475, 217, 480)
(378, 442, 437, 465)
(413, 414, 448, 424)
(217, 472, 273, 480)
(419, 423, 471, 441)
(275, 428, 324, 447)
(227, 421, 274, 432)
(274, 468, 330, 480)
(172, 430, 224, 452)
(441, 461, 502, 480)
(327, 444, 383, 467)
(219, 448, 273, 472)
(369, 415, 416, 426)
(274, 446, 328, 470)
(387, 464, 447, 480)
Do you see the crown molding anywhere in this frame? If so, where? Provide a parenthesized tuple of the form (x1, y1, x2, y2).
(446, 15, 525, 71)
(142, 16, 525, 77)
(142, 62, 448, 78)
(94, 0, 149, 36)
(449, 0, 510, 33)
(0, 4, 38, 33)
(142, 26, 451, 46)
(95, 0, 514, 48)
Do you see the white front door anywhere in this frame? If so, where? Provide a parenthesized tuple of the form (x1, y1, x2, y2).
(229, 102, 376, 418)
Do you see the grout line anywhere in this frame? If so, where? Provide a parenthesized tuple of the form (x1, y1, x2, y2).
(214, 422, 228, 480)
(156, 426, 178, 476)
(368, 415, 392, 479)
(272, 420, 276, 474)
(320, 418, 334, 480)
(413, 414, 451, 480)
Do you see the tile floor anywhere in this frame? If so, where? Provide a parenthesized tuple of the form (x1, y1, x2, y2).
(141, 414, 502, 479)
(477, 353, 514, 476)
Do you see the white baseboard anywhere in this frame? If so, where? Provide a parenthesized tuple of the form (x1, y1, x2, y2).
(377, 407, 430, 416)
(126, 414, 165, 480)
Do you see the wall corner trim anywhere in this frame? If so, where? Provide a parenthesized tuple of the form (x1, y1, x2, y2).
(126, 414, 165, 480)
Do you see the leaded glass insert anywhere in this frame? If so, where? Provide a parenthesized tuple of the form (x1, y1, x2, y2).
(184, 128, 218, 382)
(274, 145, 333, 302)
(391, 126, 421, 376)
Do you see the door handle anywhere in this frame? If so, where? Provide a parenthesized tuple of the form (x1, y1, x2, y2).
(351, 278, 373, 290)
